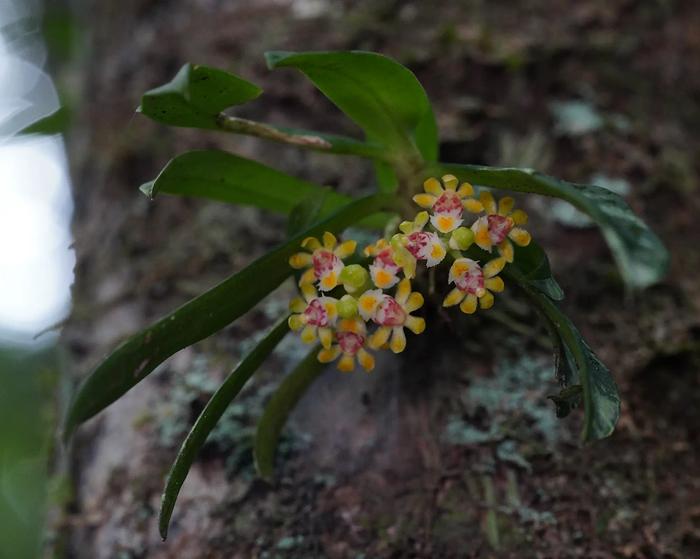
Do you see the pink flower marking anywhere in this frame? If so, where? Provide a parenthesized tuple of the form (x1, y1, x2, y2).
(337, 331, 365, 355)
(487, 215, 513, 245)
(304, 299, 330, 327)
(454, 266, 485, 295)
(433, 190, 463, 216)
(374, 296, 407, 327)
(312, 250, 341, 279)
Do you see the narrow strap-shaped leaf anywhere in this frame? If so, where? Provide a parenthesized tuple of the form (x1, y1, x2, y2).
(64, 194, 397, 440)
(266, 51, 437, 163)
(139, 63, 261, 129)
(436, 162, 669, 289)
(140, 150, 352, 215)
(503, 265, 620, 441)
(159, 317, 289, 540)
(254, 347, 324, 480)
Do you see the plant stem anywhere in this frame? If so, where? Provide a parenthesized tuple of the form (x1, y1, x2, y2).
(215, 114, 389, 160)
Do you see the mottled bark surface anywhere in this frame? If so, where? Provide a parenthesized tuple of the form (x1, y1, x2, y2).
(59, 1, 700, 557)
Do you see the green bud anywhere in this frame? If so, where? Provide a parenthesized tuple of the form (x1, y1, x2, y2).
(449, 227, 475, 251)
(339, 264, 371, 295)
(337, 294, 359, 318)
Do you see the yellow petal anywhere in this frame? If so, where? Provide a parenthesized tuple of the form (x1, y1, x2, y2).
(322, 231, 337, 249)
(289, 252, 313, 269)
(412, 193, 437, 209)
(498, 196, 515, 216)
(288, 314, 306, 331)
(511, 209, 528, 225)
(399, 221, 414, 234)
(423, 177, 443, 196)
(300, 283, 317, 301)
(317, 346, 340, 363)
(459, 294, 478, 314)
(472, 218, 492, 251)
(404, 292, 424, 312)
(483, 257, 506, 278)
(414, 211, 429, 229)
(358, 290, 381, 320)
(485, 276, 505, 293)
(357, 349, 375, 372)
(334, 239, 357, 259)
(405, 316, 426, 335)
(301, 236, 321, 250)
(457, 182, 474, 197)
(463, 199, 484, 213)
(498, 240, 514, 263)
(369, 326, 392, 349)
(318, 327, 333, 349)
(395, 278, 411, 304)
(289, 297, 307, 313)
(479, 290, 495, 309)
(300, 325, 317, 344)
(441, 174, 458, 191)
(389, 327, 407, 353)
(298, 267, 316, 286)
(443, 287, 465, 307)
(509, 228, 531, 247)
(338, 354, 355, 372)
(479, 191, 497, 214)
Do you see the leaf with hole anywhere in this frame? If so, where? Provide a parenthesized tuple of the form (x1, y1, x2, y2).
(139, 63, 261, 129)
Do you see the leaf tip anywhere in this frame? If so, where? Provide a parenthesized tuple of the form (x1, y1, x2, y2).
(264, 51, 294, 69)
(139, 181, 156, 199)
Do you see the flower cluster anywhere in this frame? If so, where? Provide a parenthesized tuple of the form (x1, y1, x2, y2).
(288, 175, 532, 371)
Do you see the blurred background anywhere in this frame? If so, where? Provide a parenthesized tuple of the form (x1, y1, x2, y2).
(1, 0, 699, 557)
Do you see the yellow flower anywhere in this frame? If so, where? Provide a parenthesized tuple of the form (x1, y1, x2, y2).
(317, 317, 375, 372)
(392, 211, 447, 278)
(288, 284, 338, 349)
(471, 192, 531, 263)
(367, 279, 426, 353)
(412, 174, 483, 234)
(289, 231, 356, 291)
(364, 238, 401, 289)
(443, 257, 506, 314)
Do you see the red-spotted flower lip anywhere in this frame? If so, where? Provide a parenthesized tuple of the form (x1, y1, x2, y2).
(337, 331, 365, 355)
(312, 249, 341, 279)
(304, 298, 331, 327)
(374, 248, 398, 271)
(374, 295, 406, 327)
(433, 190, 463, 216)
(486, 215, 514, 245)
(454, 265, 485, 295)
(406, 231, 436, 258)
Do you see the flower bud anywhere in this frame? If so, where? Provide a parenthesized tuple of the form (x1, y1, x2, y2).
(449, 226, 475, 250)
(339, 264, 371, 294)
(337, 294, 359, 319)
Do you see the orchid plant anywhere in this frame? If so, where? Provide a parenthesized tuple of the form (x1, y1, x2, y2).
(63, 51, 668, 539)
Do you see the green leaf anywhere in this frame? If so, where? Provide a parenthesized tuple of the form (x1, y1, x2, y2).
(286, 189, 330, 237)
(64, 194, 396, 440)
(140, 150, 351, 215)
(512, 242, 564, 301)
(266, 51, 437, 161)
(17, 106, 70, 136)
(437, 163, 669, 289)
(139, 63, 261, 129)
(503, 266, 620, 441)
(254, 348, 325, 480)
(159, 317, 289, 540)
